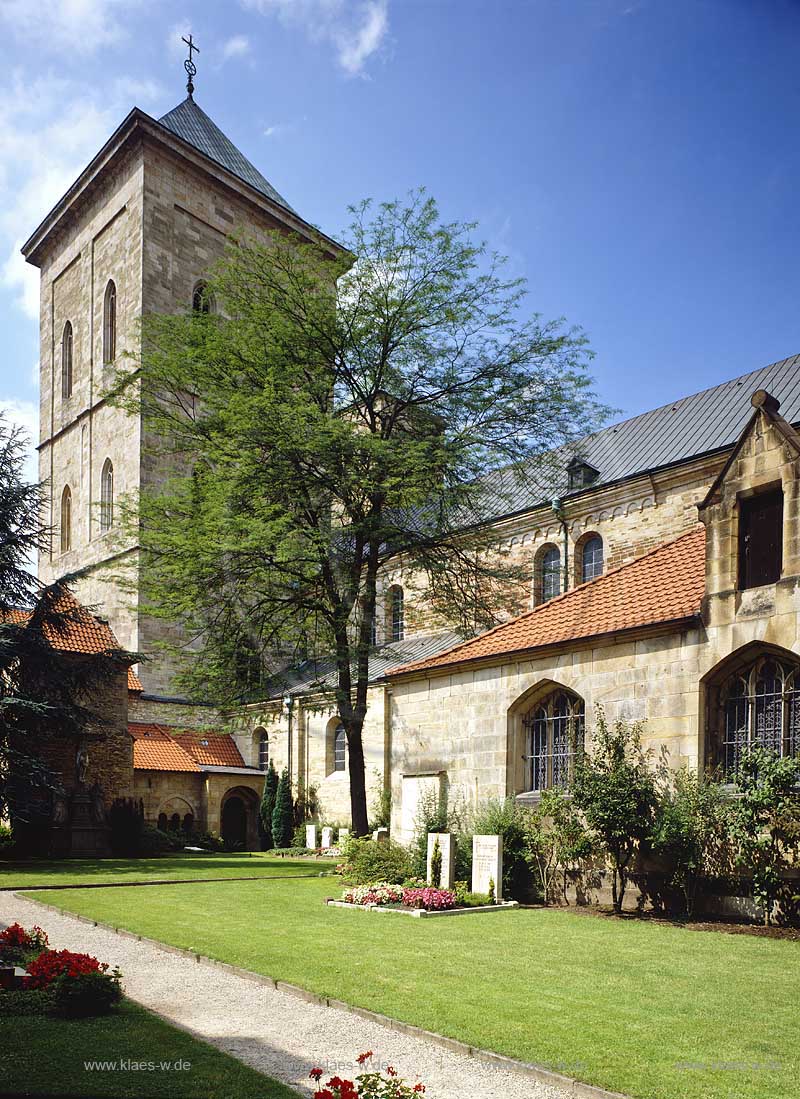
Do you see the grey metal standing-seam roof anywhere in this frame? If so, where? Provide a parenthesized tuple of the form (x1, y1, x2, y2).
(477, 353, 800, 523)
(257, 629, 465, 700)
(158, 97, 296, 213)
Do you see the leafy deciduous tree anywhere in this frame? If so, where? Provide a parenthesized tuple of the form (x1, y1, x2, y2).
(113, 192, 604, 833)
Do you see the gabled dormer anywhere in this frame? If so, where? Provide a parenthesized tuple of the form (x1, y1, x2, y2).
(698, 390, 800, 621)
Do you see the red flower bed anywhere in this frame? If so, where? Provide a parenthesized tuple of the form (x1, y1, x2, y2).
(26, 949, 107, 989)
(0, 922, 49, 961)
(310, 1054, 425, 1097)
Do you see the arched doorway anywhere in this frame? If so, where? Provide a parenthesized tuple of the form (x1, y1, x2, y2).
(219, 786, 261, 850)
(222, 796, 247, 849)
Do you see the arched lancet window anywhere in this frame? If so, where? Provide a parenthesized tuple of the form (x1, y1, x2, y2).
(537, 544, 561, 603)
(100, 458, 113, 532)
(60, 485, 72, 553)
(183, 812, 194, 833)
(257, 729, 269, 771)
(390, 585, 405, 642)
(333, 724, 346, 772)
(581, 535, 603, 583)
(192, 281, 213, 314)
(103, 280, 116, 364)
(157, 812, 168, 832)
(522, 688, 585, 792)
(61, 321, 73, 398)
(169, 812, 181, 832)
(717, 655, 800, 779)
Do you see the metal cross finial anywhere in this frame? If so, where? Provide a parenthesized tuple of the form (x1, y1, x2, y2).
(182, 33, 200, 97)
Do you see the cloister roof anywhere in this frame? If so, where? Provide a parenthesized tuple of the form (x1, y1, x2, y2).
(129, 723, 247, 773)
(387, 525, 706, 678)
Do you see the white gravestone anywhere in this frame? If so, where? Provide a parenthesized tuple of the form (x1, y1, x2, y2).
(373, 827, 389, 844)
(426, 832, 455, 889)
(305, 824, 318, 850)
(321, 826, 333, 849)
(472, 834, 503, 901)
(338, 827, 350, 845)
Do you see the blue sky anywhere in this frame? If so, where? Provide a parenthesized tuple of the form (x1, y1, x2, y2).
(2, 0, 800, 467)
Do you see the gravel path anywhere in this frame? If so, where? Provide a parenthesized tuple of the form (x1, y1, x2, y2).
(0, 892, 566, 1099)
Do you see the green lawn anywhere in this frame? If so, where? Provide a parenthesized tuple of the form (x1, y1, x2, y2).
(0, 999, 296, 1097)
(23, 875, 799, 1099)
(0, 852, 327, 888)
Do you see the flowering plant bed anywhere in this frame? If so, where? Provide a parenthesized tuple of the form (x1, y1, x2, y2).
(0, 922, 49, 963)
(330, 883, 518, 917)
(310, 1052, 425, 1097)
(0, 925, 122, 1017)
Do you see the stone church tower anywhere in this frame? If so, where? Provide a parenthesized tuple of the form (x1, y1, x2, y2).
(22, 84, 337, 697)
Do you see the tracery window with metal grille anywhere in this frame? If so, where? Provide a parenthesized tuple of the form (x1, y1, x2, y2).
(522, 689, 585, 792)
(718, 656, 800, 779)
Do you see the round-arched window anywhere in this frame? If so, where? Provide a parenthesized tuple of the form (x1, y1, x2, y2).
(581, 535, 603, 583)
(538, 545, 561, 603)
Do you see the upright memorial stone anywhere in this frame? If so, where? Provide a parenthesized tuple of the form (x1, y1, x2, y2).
(338, 827, 350, 845)
(472, 834, 503, 901)
(305, 824, 318, 850)
(321, 826, 333, 849)
(426, 832, 455, 889)
(373, 827, 389, 844)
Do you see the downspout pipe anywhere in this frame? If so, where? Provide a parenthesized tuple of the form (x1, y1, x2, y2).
(551, 497, 569, 595)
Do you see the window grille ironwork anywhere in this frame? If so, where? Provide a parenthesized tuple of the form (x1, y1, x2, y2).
(720, 656, 800, 778)
(522, 690, 584, 791)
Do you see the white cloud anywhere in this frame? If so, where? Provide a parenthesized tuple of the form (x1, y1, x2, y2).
(222, 34, 251, 62)
(0, 0, 132, 55)
(242, 0, 389, 75)
(1, 397, 38, 483)
(0, 69, 156, 318)
(263, 122, 292, 138)
(166, 18, 195, 60)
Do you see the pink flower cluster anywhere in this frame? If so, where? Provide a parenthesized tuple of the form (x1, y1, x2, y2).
(401, 887, 457, 911)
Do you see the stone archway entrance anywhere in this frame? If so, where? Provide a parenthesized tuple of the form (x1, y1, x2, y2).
(222, 796, 247, 849)
(220, 786, 260, 850)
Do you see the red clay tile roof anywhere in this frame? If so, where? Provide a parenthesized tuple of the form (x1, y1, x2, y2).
(6, 593, 124, 656)
(173, 731, 245, 767)
(128, 668, 144, 692)
(128, 723, 245, 771)
(129, 724, 200, 772)
(389, 526, 707, 678)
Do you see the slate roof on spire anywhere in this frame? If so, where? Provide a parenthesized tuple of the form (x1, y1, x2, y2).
(157, 96, 295, 213)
